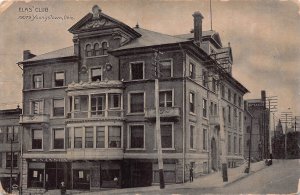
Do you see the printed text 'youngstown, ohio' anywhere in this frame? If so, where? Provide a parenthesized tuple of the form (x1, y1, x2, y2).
(17, 14, 74, 21)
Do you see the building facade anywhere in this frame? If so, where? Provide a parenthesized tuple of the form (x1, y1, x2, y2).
(244, 92, 270, 161)
(0, 108, 22, 192)
(18, 6, 248, 193)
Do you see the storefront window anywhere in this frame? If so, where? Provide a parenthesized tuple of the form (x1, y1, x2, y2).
(28, 169, 44, 188)
(73, 170, 90, 189)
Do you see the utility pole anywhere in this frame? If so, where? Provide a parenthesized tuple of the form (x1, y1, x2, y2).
(281, 111, 292, 159)
(153, 49, 165, 189)
(266, 96, 278, 159)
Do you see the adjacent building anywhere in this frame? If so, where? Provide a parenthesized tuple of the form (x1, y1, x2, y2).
(244, 91, 270, 161)
(18, 6, 248, 193)
(0, 108, 22, 192)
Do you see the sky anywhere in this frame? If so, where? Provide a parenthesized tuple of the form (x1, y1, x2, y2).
(0, 0, 299, 121)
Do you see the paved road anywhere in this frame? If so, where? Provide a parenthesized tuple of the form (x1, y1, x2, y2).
(122, 159, 299, 194)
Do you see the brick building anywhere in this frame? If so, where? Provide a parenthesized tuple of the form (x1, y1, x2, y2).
(18, 5, 248, 193)
(0, 108, 22, 192)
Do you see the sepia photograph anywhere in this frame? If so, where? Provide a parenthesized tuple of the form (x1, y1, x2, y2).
(0, 0, 299, 194)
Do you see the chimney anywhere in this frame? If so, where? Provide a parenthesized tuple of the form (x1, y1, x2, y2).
(192, 11, 204, 45)
(23, 50, 36, 60)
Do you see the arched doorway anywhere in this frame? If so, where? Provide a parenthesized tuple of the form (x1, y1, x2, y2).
(211, 137, 217, 171)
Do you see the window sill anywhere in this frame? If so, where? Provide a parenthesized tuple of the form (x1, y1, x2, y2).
(126, 148, 146, 151)
(154, 148, 175, 151)
(86, 55, 108, 59)
(189, 148, 196, 151)
(28, 149, 44, 152)
(189, 112, 196, 116)
(49, 149, 66, 152)
(52, 86, 66, 89)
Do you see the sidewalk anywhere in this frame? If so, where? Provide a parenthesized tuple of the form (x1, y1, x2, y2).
(77, 160, 268, 195)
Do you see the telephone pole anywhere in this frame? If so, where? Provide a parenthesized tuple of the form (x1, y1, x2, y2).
(153, 49, 165, 189)
(266, 96, 277, 158)
(280, 111, 292, 159)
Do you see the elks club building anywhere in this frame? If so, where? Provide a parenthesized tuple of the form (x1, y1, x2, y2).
(18, 5, 248, 193)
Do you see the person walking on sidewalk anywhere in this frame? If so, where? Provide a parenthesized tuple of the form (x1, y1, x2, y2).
(189, 167, 194, 182)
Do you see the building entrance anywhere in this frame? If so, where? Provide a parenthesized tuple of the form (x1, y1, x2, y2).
(211, 138, 218, 171)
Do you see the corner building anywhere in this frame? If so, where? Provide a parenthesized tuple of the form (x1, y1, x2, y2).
(19, 6, 248, 193)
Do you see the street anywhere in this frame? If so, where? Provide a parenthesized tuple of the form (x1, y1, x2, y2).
(116, 159, 299, 194)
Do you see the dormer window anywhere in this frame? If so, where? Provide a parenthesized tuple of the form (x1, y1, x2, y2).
(86, 44, 92, 57)
(102, 42, 108, 55)
(94, 43, 100, 56)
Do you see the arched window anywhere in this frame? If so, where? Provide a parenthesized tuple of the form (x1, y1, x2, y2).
(94, 43, 100, 56)
(86, 44, 92, 57)
(102, 42, 108, 55)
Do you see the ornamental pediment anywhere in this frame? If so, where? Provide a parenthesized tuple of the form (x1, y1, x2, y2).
(80, 17, 115, 30)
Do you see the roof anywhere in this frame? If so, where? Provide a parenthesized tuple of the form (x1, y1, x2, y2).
(21, 46, 75, 63)
(113, 27, 189, 51)
(175, 30, 216, 40)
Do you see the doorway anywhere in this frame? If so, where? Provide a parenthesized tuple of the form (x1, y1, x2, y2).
(211, 137, 218, 171)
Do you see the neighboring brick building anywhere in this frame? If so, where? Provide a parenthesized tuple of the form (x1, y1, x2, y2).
(0, 107, 22, 192)
(18, 5, 248, 193)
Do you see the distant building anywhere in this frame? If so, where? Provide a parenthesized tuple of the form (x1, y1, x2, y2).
(244, 91, 270, 161)
(0, 108, 22, 192)
(274, 120, 283, 137)
(18, 5, 248, 193)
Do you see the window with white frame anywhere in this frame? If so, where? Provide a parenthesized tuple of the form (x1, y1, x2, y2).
(190, 125, 195, 149)
(189, 92, 195, 113)
(53, 128, 64, 149)
(7, 126, 18, 142)
(161, 124, 173, 149)
(85, 127, 94, 148)
(74, 127, 83, 148)
(96, 126, 105, 148)
(31, 100, 43, 115)
(130, 62, 144, 80)
(189, 63, 195, 79)
(159, 90, 172, 107)
(91, 68, 102, 82)
(74, 97, 80, 111)
(129, 125, 144, 149)
(33, 74, 43, 89)
(203, 128, 207, 150)
(54, 72, 65, 87)
(203, 99, 207, 118)
(6, 152, 18, 168)
(108, 126, 121, 148)
(108, 94, 121, 109)
(129, 92, 144, 113)
(53, 98, 64, 117)
(32, 129, 42, 150)
(159, 59, 172, 78)
(91, 94, 105, 116)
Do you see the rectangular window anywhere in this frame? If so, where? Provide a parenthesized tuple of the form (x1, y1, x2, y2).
(67, 128, 72, 148)
(85, 127, 94, 148)
(228, 106, 231, 124)
(7, 126, 18, 142)
(130, 62, 144, 80)
(53, 128, 64, 149)
(210, 102, 214, 116)
(31, 100, 43, 114)
(108, 126, 121, 148)
(228, 134, 231, 153)
(91, 94, 105, 116)
(109, 94, 121, 109)
(0, 127, 4, 143)
(33, 74, 43, 89)
(74, 97, 80, 111)
(32, 129, 42, 149)
(6, 152, 18, 168)
(239, 112, 242, 130)
(233, 93, 237, 105)
(129, 125, 144, 148)
(203, 129, 207, 150)
(203, 99, 207, 118)
(189, 92, 195, 113)
(239, 137, 242, 154)
(190, 125, 195, 149)
(161, 124, 173, 148)
(74, 127, 83, 148)
(221, 85, 225, 98)
(160, 60, 172, 78)
(159, 91, 172, 107)
(202, 70, 208, 87)
(91, 68, 102, 82)
(54, 72, 65, 87)
(228, 89, 231, 101)
(53, 99, 64, 117)
(96, 126, 105, 148)
(234, 136, 237, 154)
(189, 63, 195, 79)
(129, 92, 144, 113)
(238, 96, 242, 107)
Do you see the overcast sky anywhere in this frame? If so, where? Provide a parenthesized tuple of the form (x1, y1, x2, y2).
(0, 0, 299, 120)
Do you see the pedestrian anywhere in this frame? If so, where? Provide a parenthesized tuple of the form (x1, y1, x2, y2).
(189, 167, 194, 182)
(60, 181, 66, 195)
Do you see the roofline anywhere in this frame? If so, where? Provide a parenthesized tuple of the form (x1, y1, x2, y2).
(18, 55, 78, 65)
